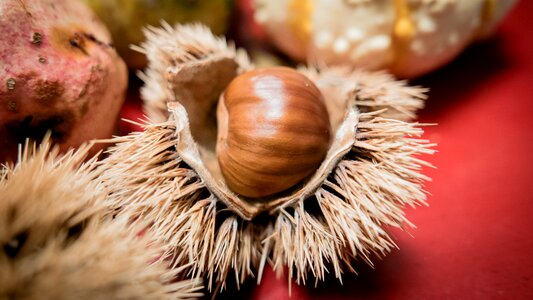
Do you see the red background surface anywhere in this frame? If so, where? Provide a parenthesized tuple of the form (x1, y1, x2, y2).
(121, 1, 533, 299)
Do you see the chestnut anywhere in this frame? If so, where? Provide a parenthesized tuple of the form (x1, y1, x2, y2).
(95, 23, 435, 291)
(216, 67, 332, 198)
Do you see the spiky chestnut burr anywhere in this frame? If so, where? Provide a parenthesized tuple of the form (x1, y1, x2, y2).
(0, 138, 201, 300)
(96, 24, 435, 292)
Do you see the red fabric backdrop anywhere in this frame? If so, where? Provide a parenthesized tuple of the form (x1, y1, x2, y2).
(121, 1, 533, 299)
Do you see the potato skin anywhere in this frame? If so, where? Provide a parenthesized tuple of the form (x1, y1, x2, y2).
(0, 0, 127, 163)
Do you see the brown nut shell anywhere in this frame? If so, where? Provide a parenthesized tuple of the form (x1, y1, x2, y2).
(216, 67, 331, 198)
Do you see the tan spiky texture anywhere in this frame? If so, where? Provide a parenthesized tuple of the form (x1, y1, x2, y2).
(0, 138, 202, 300)
(94, 23, 435, 292)
(300, 67, 427, 121)
(133, 22, 252, 123)
(96, 74, 434, 292)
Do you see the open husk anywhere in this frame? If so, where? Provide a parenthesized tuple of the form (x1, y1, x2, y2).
(0, 137, 202, 300)
(96, 24, 435, 291)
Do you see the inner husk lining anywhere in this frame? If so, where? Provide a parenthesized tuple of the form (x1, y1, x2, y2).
(167, 59, 358, 220)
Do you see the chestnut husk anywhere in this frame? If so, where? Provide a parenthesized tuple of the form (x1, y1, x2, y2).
(96, 23, 434, 290)
(0, 136, 202, 299)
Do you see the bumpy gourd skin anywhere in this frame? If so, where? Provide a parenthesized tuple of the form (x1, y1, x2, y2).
(0, 0, 127, 163)
(217, 67, 331, 198)
(253, 0, 518, 78)
(85, 0, 234, 69)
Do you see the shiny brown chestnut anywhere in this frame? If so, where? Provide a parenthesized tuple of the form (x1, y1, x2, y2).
(216, 67, 332, 198)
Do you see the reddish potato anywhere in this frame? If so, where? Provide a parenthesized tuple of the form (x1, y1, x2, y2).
(0, 0, 127, 163)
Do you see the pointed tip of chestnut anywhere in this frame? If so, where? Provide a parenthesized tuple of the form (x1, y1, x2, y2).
(216, 67, 331, 199)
